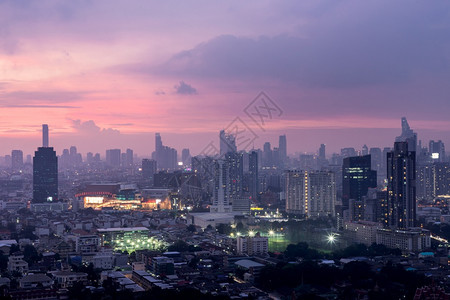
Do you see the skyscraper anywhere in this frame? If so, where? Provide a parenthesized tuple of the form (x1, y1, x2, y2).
(152, 133, 177, 170)
(396, 117, 417, 153)
(279, 135, 287, 162)
(42, 124, 49, 147)
(211, 152, 244, 213)
(248, 151, 259, 200)
(342, 155, 377, 215)
(220, 130, 237, 156)
(33, 125, 58, 203)
(387, 142, 416, 229)
(11, 150, 23, 171)
(106, 149, 121, 167)
(285, 170, 307, 215)
(429, 140, 445, 162)
(142, 159, 157, 181)
(308, 171, 336, 218)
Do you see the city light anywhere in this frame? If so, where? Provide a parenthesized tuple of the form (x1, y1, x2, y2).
(248, 230, 256, 237)
(268, 230, 275, 236)
(327, 233, 337, 244)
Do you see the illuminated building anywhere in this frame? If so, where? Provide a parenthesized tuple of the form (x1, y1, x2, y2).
(76, 184, 171, 211)
(387, 142, 416, 229)
(285, 170, 307, 215)
(236, 233, 268, 255)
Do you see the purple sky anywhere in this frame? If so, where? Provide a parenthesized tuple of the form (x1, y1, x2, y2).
(1, 0, 449, 157)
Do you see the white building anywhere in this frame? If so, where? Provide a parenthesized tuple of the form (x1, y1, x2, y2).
(344, 221, 382, 246)
(376, 228, 431, 252)
(236, 233, 268, 256)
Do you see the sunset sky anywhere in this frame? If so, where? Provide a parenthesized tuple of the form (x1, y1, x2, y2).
(1, 0, 450, 157)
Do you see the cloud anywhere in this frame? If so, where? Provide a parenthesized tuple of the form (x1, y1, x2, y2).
(0, 90, 89, 105)
(0, 104, 80, 108)
(154, 89, 165, 95)
(151, 1, 450, 88)
(174, 81, 198, 95)
(71, 119, 120, 135)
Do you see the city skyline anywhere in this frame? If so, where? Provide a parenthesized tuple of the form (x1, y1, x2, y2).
(1, 1, 450, 156)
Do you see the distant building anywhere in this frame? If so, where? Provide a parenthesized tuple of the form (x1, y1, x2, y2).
(152, 133, 177, 170)
(142, 159, 157, 181)
(106, 149, 121, 168)
(11, 150, 23, 171)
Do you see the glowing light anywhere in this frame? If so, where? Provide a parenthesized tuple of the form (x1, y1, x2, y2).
(268, 230, 275, 236)
(248, 230, 255, 237)
(327, 233, 337, 244)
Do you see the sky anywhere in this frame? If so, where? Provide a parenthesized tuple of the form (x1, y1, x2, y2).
(1, 0, 450, 157)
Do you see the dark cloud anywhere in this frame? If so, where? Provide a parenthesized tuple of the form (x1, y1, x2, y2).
(174, 81, 198, 95)
(154, 1, 450, 88)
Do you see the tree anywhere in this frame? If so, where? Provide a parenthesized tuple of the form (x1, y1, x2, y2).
(187, 224, 197, 232)
(167, 240, 189, 252)
(23, 245, 40, 264)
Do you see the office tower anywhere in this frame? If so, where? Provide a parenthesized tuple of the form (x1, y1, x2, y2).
(11, 150, 23, 171)
(86, 152, 94, 163)
(211, 152, 244, 213)
(279, 134, 287, 162)
(429, 140, 445, 162)
(362, 145, 369, 156)
(26, 155, 31, 164)
(220, 130, 237, 156)
(387, 142, 416, 229)
(308, 171, 336, 218)
(319, 144, 326, 161)
(248, 151, 259, 200)
(342, 155, 377, 217)
(106, 149, 121, 167)
(263, 142, 272, 167)
(142, 159, 157, 181)
(181, 148, 190, 166)
(126, 149, 133, 167)
(42, 124, 49, 147)
(285, 170, 307, 215)
(152, 133, 177, 170)
(4, 155, 11, 168)
(33, 125, 58, 203)
(341, 148, 357, 158)
(369, 148, 382, 173)
(211, 160, 232, 213)
(395, 117, 417, 153)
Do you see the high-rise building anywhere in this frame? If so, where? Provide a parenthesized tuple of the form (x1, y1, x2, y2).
(42, 124, 49, 147)
(342, 155, 377, 218)
(11, 150, 23, 171)
(308, 171, 336, 218)
(429, 140, 445, 162)
(362, 145, 369, 156)
(142, 159, 157, 181)
(387, 142, 416, 229)
(219, 130, 237, 156)
(211, 152, 244, 213)
(152, 133, 177, 170)
(106, 149, 121, 167)
(263, 142, 272, 167)
(319, 144, 326, 161)
(396, 117, 417, 153)
(248, 151, 259, 200)
(181, 148, 191, 166)
(125, 149, 133, 167)
(279, 135, 287, 163)
(33, 125, 58, 203)
(285, 170, 307, 215)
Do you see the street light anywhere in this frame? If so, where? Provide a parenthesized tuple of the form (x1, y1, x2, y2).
(327, 233, 337, 245)
(268, 230, 275, 236)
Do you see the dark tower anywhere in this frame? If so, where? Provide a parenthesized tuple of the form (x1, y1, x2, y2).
(387, 142, 416, 229)
(33, 125, 58, 203)
(249, 151, 259, 200)
(342, 155, 377, 213)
